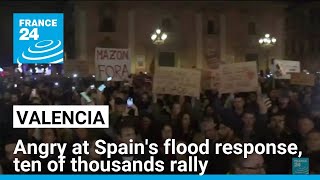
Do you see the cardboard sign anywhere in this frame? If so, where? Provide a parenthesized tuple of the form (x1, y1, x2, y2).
(272, 59, 300, 79)
(153, 67, 201, 97)
(290, 73, 315, 86)
(95, 48, 131, 81)
(219, 61, 258, 93)
(202, 69, 220, 90)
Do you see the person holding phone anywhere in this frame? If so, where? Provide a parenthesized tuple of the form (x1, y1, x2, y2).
(122, 97, 139, 117)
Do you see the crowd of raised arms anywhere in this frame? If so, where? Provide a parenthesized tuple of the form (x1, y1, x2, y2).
(0, 72, 319, 174)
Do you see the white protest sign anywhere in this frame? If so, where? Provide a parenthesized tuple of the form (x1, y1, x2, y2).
(202, 69, 220, 90)
(290, 73, 315, 86)
(95, 48, 131, 81)
(219, 61, 258, 93)
(272, 59, 300, 79)
(153, 67, 201, 97)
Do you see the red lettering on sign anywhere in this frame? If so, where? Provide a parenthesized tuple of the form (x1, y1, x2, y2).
(96, 49, 128, 60)
(99, 64, 129, 80)
(122, 51, 128, 60)
(105, 66, 114, 78)
(114, 65, 121, 78)
(96, 49, 110, 60)
(110, 50, 115, 60)
(122, 64, 128, 77)
(98, 65, 105, 78)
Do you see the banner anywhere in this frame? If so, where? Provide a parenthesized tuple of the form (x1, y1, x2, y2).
(219, 61, 258, 93)
(290, 73, 315, 86)
(272, 60, 300, 79)
(153, 67, 201, 97)
(95, 48, 130, 81)
(202, 69, 220, 90)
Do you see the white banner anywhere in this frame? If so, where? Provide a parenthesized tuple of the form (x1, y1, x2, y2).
(153, 67, 201, 97)
(219, 61, 258, 93)
(13, 105, 109, 128)
(95, 48, 131, 81)
(272, 59, 300, 79)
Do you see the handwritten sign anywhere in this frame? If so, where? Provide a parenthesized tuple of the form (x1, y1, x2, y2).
(219, 61, 258, 93)
(153, 67, 201, 97)
(95, 48, 130, 81)
(290, 73, 315, 86)
(272, 59, 300, 79)
(202, 69, 220, 90)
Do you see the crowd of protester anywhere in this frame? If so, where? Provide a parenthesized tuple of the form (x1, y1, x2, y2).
(0, 72, 319, 174)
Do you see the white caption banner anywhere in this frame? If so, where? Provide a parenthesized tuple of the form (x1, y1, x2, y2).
(13, 105, 109, 128)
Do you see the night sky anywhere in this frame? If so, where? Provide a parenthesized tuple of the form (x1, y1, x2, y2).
(0, 1, 65, 67)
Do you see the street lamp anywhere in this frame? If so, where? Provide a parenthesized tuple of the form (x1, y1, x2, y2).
(151, 28, 167, 71)
(259, 33, 276, 48)
(259, 33, 277, 69)
(259, 33, 277, 88)
(151, 28, 167, 45)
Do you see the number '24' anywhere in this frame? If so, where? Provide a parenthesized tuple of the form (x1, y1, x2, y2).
(19, 28, 39, 40)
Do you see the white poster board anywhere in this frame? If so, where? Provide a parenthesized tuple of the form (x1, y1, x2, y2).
(153, 67, 201, 98)
(95, 48, 131, 81)
(272, 59, 300, 79)
(219, 61, 259, 93)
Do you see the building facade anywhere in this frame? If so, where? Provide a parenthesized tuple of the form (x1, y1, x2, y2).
(284, 2, 320, 72)
(66, 1, 287, 75)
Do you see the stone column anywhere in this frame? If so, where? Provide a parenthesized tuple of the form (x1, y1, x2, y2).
(220, 14, 226, 63)
(128, 10, 135, 74)
(75, 4, 87, 61)
(195, 13, 203, 69)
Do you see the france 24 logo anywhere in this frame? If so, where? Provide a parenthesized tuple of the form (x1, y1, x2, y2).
(13, 13, 64, 64)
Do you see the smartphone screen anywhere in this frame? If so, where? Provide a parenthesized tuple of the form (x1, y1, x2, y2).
(107, 77, 112, 81)
(98, 84, 106, 92)
(127, 97, 133, 107)
(80, 92, 92, 103)
(31, 89, 37, 97)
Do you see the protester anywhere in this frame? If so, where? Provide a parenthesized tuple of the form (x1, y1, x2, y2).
(0, 72, 319, 174)
(229, 153, 266, 174)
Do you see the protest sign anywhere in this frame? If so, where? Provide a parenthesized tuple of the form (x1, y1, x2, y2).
(63, 60, 89, 77)
(290, 73, 315, 86)
(202, 69, 220, 90)
(219, 61, 258, 93)
(136, 55, 146, 69)
(153, 67, 201, 97)
(272, 59, 300, 79)
(95, 48, 130, 81)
